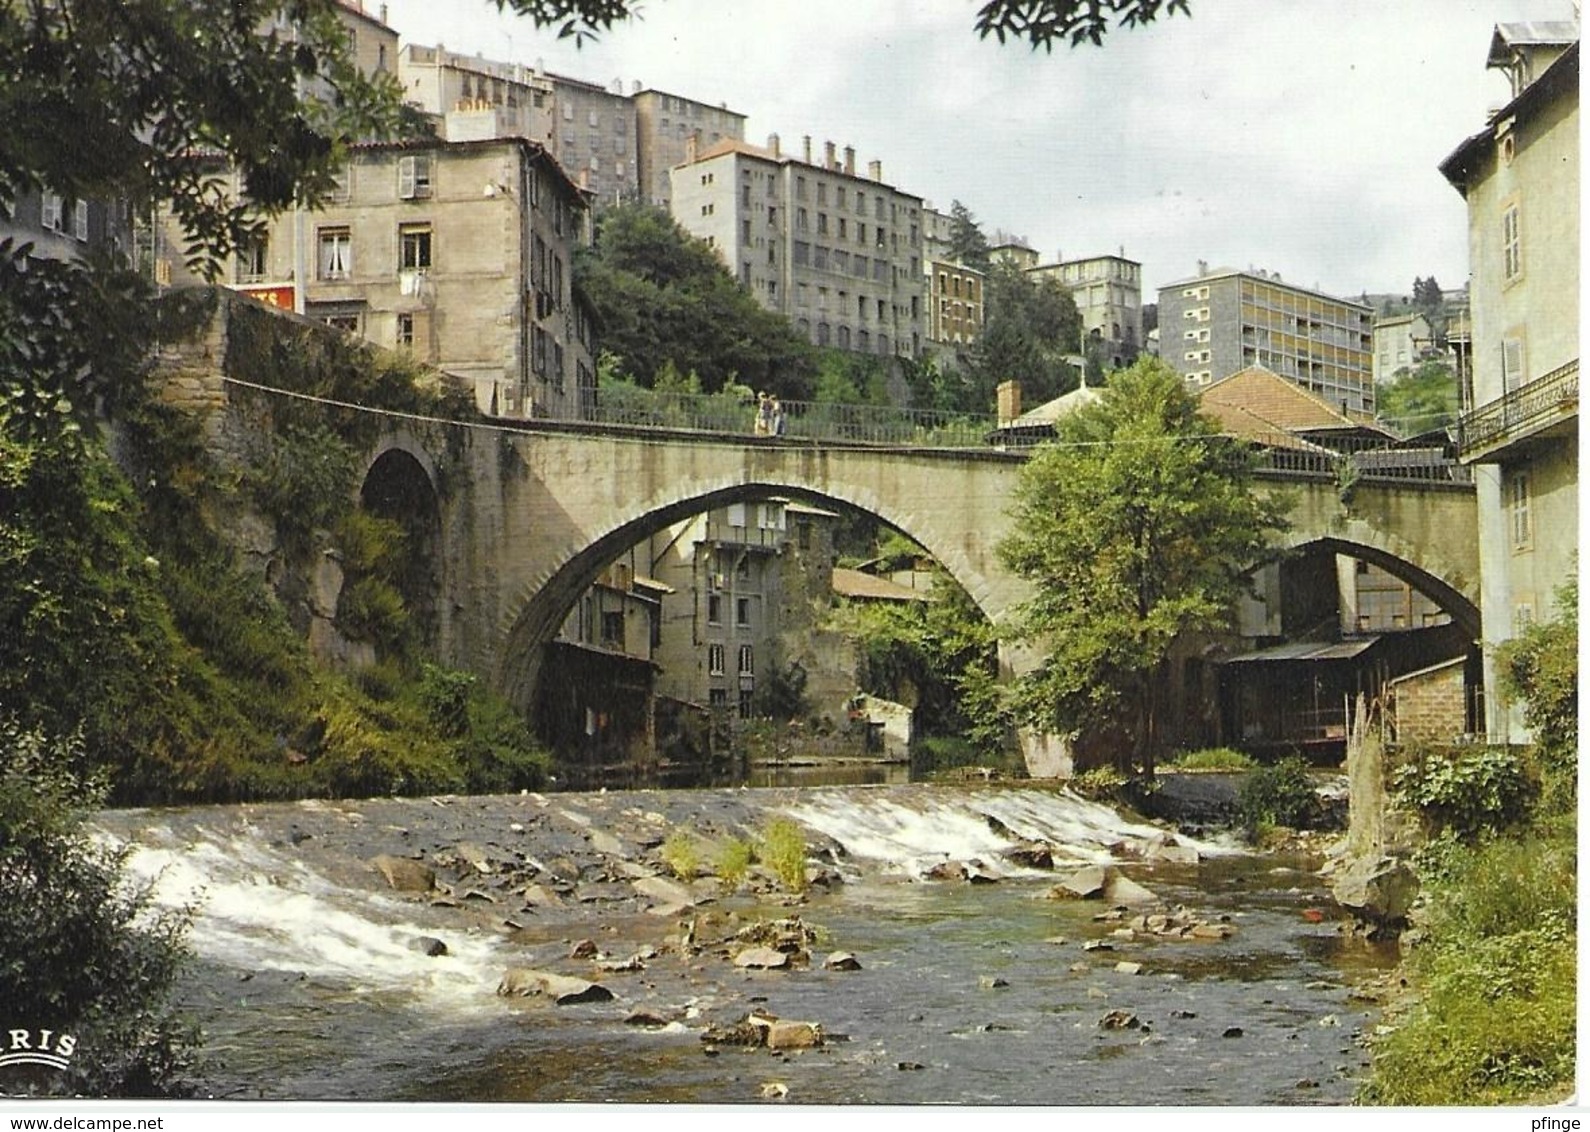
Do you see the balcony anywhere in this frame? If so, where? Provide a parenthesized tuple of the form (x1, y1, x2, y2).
(1457, 358, 1579, 463)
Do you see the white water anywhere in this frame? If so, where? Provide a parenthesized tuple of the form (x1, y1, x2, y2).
(782, 786, 1240, 877)
(113, 824, 508, 1015)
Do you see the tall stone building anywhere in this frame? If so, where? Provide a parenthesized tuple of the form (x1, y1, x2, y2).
(1157, 264, 1376, 415)
(162, 135, 597, 420)
(1029, 252, 1143, 371)
(398, 45, 637, 206)
(670, 136, 927, 359)
(632, 90, 747, 208)
(1442, 22, 1579, 743)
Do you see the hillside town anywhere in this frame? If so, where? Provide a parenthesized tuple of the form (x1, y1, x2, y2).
(0, 0, 1577, 1109)
(15, 1, 1562, 784)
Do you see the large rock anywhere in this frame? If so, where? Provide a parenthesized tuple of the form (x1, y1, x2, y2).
(1143, 834, 1201, 866)
(734, 946, 791, 970)
(370, 854, 435, 893)
(633, 874, 698, 908)
(497, 968, 614, 1005)
(1330, 855, 1418, 929)
(1049, 864, 1108, 899)
(1103, 874, 1160, 907)
(766, 1020, 823, 1051)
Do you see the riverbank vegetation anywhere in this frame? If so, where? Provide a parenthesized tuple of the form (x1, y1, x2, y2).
(1362, 579, 1576, 1105)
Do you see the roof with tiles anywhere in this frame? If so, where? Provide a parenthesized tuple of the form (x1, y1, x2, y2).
(1196, 366, 1392, 437)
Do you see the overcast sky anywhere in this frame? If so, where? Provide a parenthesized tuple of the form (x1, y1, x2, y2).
(377, 0, 1573, 301)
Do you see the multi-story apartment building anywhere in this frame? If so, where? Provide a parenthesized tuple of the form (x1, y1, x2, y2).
(1029, 252, 1143, 371)
(543, 558, 671, 783)
(164, 134, 597, 420)
(648, 499, 845, 723)
(1371, 311, 1435, 384)
(1442, 22, 1579, 743)
(0, 189, 131, 268)
(1157, 264, 1376, 415)
(399, 45, 638, 206)
(670, 136, 928, 359)
(632, 89, 747, 208)
(925, 259, 985, 348)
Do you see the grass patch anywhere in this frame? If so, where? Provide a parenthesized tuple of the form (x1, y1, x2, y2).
(759, 818, 808, 894)
(714, 837, 754, 890)
(1166, 746, 1256, 771)
(660, 830, 701, 880)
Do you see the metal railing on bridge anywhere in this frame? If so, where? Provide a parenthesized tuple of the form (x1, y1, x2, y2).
(584, 385, 998, 448)
(571, 385, 1470, 483)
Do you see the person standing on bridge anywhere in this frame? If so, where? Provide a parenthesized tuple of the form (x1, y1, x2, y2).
(754, 392, 773, 436)
(770, 396, 786, 437)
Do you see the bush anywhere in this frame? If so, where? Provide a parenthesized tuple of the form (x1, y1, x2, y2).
(660, 830, 700, 880)
(714, 838, 753, 890)
(759, 818, 808, 894)
(1166, 747, 1257, 771)
(1391, 745, 1536, 841)
(1365, 825, 1577, 1105)
(0, 724, 199, 1097)
(1237, 757, 1318, 833)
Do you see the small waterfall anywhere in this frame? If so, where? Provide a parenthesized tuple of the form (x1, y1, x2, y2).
(111, 824, 507, 1013)
(782, 786, 1237, 876)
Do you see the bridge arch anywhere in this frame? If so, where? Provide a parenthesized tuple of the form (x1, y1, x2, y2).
(1274, 534, 1481, 639)
(493, 470, 1021, 713)
(357, 433, 447, 650)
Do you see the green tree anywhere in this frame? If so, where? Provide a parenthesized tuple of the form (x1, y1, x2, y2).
(962, 258, 1083, 411)
(1377, 358, 1460, 435)
(997, 357, 1286, 774)
(948, 200, 992, 272)
(575, 202, 817, 399)
(1497, 571, 1577, 803)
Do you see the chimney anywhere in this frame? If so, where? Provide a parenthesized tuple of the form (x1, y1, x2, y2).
(824, 140, 836, 169)
(802, 135, 812, 163)
(1196, 259, 1209, 276)
(767, 133, 781, 158)
(379, 3, 388, 25)
(843, 145, 855, 175)
(611, 77, 623, 95)
(868, 159, 882, 182)
(996, 380, 1022, 425)
(631, 80, 640, 94)
(685, 134, 698, 163)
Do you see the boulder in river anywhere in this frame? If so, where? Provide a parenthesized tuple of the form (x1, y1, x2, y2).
(1103, 874, 1159, 907)
(823, 951, 862, 971)
(370, 854, 435, 893)
(497, 968, 614, 1005)
(765, 1020, 823, 1051)
(734, 946, 791, 970)
(1004, 842, 1055, 869)
(1048, 864, 1108, 899)
(1098, 1009, 1140, 1030)
(409, 935, 448, 957)
(633, 874, 699, 909)
(1330, 855, 1418, 934)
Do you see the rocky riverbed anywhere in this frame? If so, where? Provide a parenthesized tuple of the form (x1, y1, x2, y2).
(100, 782, 1396, 1104)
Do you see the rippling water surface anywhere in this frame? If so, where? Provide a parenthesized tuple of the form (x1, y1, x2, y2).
(100, 783, 1394, 1105)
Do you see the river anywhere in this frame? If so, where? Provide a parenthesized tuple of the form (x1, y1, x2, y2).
(98, 781, 1396, 1105)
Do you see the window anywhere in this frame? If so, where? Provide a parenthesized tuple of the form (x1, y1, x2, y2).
(1502, 202, 1522, 282)
(707, 593, 722, 624)
(738, 644, 754, 675)
(399, 223, 432, 270)
(318, 227, 352, 279)
(397, 154, 432, 199)
(601, 611, 625, 649)
(708, 643, 726, 676)
(241, 232, 269, 281)
(738, 689, 754, 718)
(40, 190, 63, 232)
(397, 312, 415, 348)
(72, 200, 88, 241)
(1508, 471, 1532, 549)
(736, 597, 751, 626)
(1502, 337, 1525, 393)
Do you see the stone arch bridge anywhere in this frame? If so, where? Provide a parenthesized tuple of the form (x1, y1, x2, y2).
(352, 418, 1479, 719)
